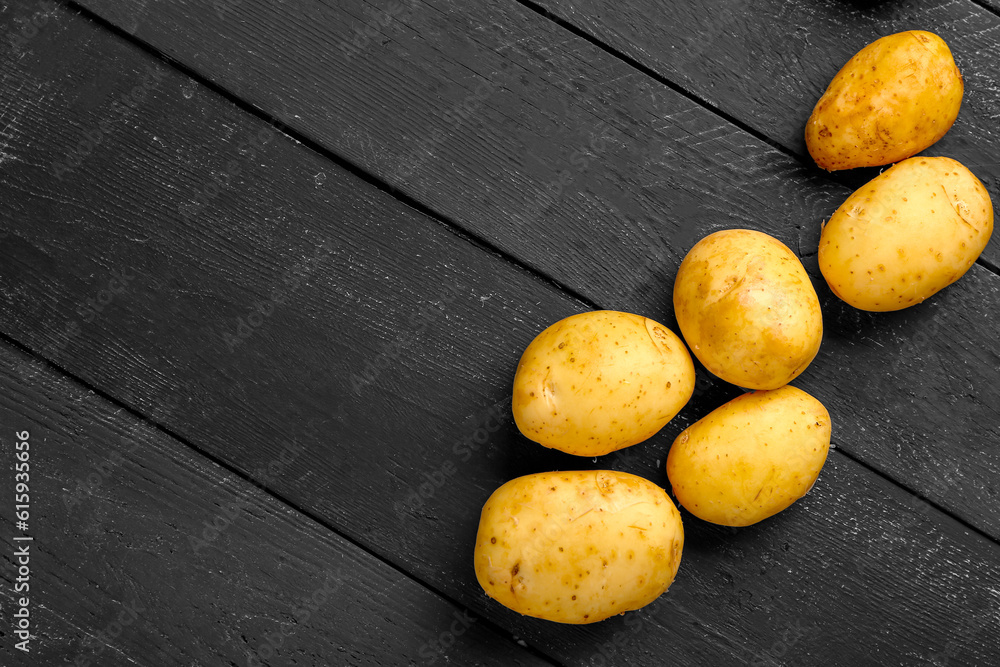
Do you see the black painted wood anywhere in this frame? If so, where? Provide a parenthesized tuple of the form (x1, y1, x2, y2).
(1, 4, 1000, 666)
(0, 344, 554, 666)
(531, 0, 1000, 253)
(60, 0, 1000, 539)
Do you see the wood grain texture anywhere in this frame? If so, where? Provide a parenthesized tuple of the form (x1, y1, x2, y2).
(0, 344, 553, 667)
(57, 0, 1000, 538)
(530, 0, 1000, 258)
(1, 5, 1000, 665)
(71, 0, 1000, 265)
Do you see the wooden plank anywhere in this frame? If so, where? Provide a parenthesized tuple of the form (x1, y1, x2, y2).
(1, 4, 1000, 665)
(70, 0, 1000, 275)
(0, 345, 554, 666)
(67, 0, 858, 289)
(528, 0, 1000, 243)
(56, 0, 1000, 538)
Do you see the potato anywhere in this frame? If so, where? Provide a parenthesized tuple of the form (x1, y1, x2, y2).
(805, 30, 963, 171)
(512, 311, 695, 457)
(666, 386, 831, 527)
(474, 470, 683, 623)
(672, 230, 822, 391)
(819, 156, 993, 311)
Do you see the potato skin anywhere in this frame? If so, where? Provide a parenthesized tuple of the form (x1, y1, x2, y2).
(666, 386, 831, 527)
(474, 470, 683, 624)
(512, 311, 695, 457)
(805, 31, 963, 171)
(819, 157, 993, 311)
(672, 230, 822, 390)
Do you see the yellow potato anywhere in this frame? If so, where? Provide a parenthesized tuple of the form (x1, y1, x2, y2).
(474, 470, 683, 624)
(805, 30, 963, 171)
(672, 230, 822, 391)
(819, 157, 993, 311)
(666, 386, 831, 527)
(512, 311, 695, 457)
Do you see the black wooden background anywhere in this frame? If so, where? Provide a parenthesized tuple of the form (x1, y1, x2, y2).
(1, 0, 998, 665)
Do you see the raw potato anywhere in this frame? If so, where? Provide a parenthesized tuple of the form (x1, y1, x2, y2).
(474, 470, 683, 624)
(819, 157, 994, 311)
(666, 386, 831, 527)
(805, 30, 963, 171)
(512, 311, 695, 457)
(672, 230, 823, 391)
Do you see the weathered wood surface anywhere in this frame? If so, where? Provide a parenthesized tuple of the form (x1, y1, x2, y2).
(1, 3, 999, 665)
(532, 0, 1000, 240)
(62, 0, 1000, 539)
(0, 344, 555, 666)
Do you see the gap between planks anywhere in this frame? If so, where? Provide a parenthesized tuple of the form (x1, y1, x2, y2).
(53, 0, 1000, 552)
(969, 0, 1000, 21)
(0, 330, 566, 667)
(54, 0, 603, 319)
(510, 0, 1000, 281)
